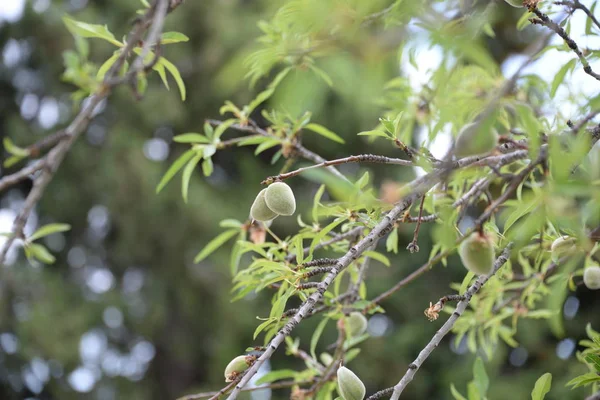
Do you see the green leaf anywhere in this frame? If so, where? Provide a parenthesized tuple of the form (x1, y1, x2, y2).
(213, 119, 237, 141)
(304, 123, 345, 144)
(363, 250, 390, 267)
(357, 130, 391, 138)
(182, 153, 202, 203)
(310, 317, 329, 361)
(566, 372, 600, 389)
(202, 158, 214, 177)
(256, 369, 298, 385)
(3, 137, 29, 157)
(308, 64, 333, 86)
(531, 373, 552, 400)
(253, 318, 277, 340)
(29, 223, 71, 242)
(255, 138, 281, 155)
(247, 88, 275, 114)
(194, 229, 239, 263)
(173, 133, 211, 144)
(156, 149, 195, 194)
(27, 243, 56, 264)
(154, 61, 169, 89)
(160, 57, 186, 101)
(4, 155, 25, 168)
(472, 357, 489, 396)
(386, 228, 399, 253)
(62, 16, 122, 47)
(270, 287, 293, 320)
(466, 382, 480, 400)
(450, 383, 468, 400)
(97, 51, 121, 80)
(550, 59, 576, 98)
(584, 354, 600, 373)
(160, 32, 190, 44)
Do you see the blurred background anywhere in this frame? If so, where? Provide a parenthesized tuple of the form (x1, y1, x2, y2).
(0, 0, 598, 399)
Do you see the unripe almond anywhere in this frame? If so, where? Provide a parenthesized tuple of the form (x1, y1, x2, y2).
(583, 266, 600, 290)
(454, 123, 499, 158)
(337, 366, 366, 400)
(551, 236, 578, 261)
(224, 355, 252, 382)
(320, 352, 333, 366)
(458, 232, 495, 275)
(345, 312, 368, 337)
(250, 189, 279, 221)
(504, 0, 524, 7)
(265, 182, 296, 216)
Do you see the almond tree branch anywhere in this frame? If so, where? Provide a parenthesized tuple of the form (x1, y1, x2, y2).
(0, 0, 175, 266)
(388, 245, 513, 400)
(0, 160, 45, 193)
(365, 147, 541, 310)
(225, 151, 519, 399)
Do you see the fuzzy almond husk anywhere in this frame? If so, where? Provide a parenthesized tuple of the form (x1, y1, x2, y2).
(337, 366, 366, 400)
(250, 188, 279, 221)
(459, 233, 496, 275)
(345, 312, 368, 337)
(265, 182, 296, 216)
(224, 355, 251, 382)
(550, 236, 578, 262)
(583, 266, 600, 290)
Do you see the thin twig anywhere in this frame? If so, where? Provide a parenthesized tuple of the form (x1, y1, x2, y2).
(262, 154, 413, 185)
(206, 119, 350, 182)
(388, 245, 513, 400)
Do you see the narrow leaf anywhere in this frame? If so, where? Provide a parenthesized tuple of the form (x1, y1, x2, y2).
(156, 149, 195, 193)
(194, 229, 239, 263)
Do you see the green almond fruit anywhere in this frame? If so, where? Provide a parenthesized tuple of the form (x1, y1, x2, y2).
(459, 233, 495, 275)
(454, 123, 499, 158)
(320, 352, 334, 366)
(265, 182, 296, 216)
(224, 355, 251, 382)
(583, 266, 600, 290)
(550, 236, 578, 262)
(345, 312, 368, 337)
(250, 189, 279, 221)
(337, 366, 366, 400)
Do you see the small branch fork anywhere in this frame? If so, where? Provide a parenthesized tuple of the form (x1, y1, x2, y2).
(387, 245, 513, 400)
(0, 0, 179, 265)
(530, 7, 600, 81)
(406, 195, 425, 253)
(555, 0, 600, 31)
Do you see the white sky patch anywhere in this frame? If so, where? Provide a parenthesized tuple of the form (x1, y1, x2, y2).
(400, 42, 445, 91)
(0, 0, 25, 23)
